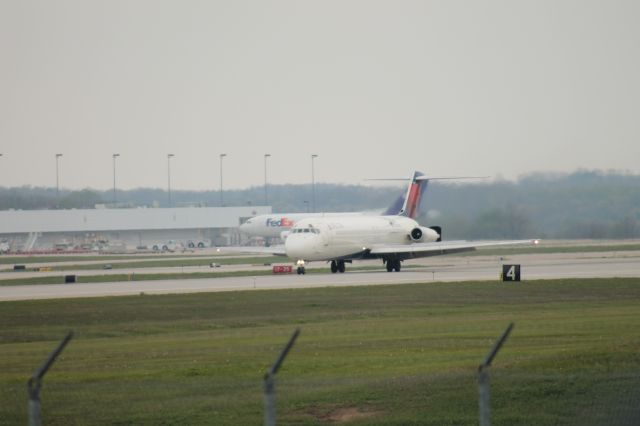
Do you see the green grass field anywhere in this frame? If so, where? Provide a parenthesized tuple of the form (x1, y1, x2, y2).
(1, 278, 640, 425)
(0, 254, 278, 269)
(0, 264, 413, 286)
(0, 253, 223, 265)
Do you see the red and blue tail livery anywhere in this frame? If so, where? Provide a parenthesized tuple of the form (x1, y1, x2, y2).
(398, 171, 428, 219)
(381, 171, 428, 219)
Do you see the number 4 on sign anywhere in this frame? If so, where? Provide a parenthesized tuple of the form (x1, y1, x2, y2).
(502, 264, 521, 282)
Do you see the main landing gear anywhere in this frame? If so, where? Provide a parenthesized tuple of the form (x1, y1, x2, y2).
(385, 259, 402, 272)
(330, 260, 346, 273)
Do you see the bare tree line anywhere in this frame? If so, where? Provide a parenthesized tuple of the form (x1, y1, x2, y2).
(1, 170, 638, 239)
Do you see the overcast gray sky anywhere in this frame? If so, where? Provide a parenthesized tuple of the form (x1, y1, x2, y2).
(1, 0, 639, 190)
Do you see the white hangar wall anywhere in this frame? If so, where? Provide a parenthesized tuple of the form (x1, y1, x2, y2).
(0, 207, 270, 234)
(0, 206, 270, 249)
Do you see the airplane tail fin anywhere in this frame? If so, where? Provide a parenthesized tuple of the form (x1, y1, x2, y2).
(381, 194, 406, 216)
(398, 171, 428, 219)
(372, 171, 428, 219)
(372, 171, 489, 219)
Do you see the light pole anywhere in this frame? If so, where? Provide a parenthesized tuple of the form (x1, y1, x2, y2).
(167, 154, 174, 207)
(311, 154, 318, 213)
(112, 154, 120, 205)
(55, 154, 63, 204)
(264, 154, 271, 205)
(219, 153, 227, 206)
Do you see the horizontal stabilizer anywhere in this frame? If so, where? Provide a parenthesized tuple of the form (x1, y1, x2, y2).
(367, 176, 489, 181)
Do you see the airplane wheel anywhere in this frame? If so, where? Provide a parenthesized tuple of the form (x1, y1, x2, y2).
(330, 261, 338, 273)
(386, 260, 393, 272)
(394, 260, 402, 272)
(297, 267, 306, 275)
(197, 242, 205, 248)
(337, 260, 345, 273)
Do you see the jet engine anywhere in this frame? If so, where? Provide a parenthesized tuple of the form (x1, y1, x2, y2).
(409, 226, 440, 242)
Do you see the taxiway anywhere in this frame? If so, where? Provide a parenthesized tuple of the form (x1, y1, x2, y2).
(1, 251, 638, 301)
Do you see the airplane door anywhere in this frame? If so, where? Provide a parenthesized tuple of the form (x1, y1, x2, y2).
(320, 225, 330, 246)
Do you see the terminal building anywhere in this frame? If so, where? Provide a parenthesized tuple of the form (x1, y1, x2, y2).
(0, 206, 270, 252)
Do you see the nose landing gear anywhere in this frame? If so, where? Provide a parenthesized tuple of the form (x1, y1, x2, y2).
(296, 260, 306, 275)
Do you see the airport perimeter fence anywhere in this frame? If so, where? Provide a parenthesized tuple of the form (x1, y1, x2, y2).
(2, 326, 640, 426)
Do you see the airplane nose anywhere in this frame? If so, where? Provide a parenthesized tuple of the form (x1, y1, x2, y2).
(285, 235, 305, 258)
(285, 235, 320, 259)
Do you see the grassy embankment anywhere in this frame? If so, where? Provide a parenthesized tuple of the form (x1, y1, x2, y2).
(0, 255, 282, 273)
(0, 253, 226, 265)
(1, 278, 639, 425)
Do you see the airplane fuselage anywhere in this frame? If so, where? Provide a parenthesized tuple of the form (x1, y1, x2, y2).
(240, 212, 368, 239)
(285, 216, 439, 261)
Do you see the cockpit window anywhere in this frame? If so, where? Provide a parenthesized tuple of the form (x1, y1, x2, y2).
(292, 228, 320, 234)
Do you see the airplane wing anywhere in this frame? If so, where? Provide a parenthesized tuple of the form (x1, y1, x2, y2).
(218, 245, 287, 256)
(368, 239, 539, 259)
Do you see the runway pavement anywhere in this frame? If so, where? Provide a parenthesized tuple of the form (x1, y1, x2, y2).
(1, 251, 639, 301)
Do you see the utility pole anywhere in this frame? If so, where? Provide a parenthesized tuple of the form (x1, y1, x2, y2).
(112, 153, 120, 205)
(55, 154, 63, 206)
(264, 153, 271, 205)
(219, 153, 227, 206)
(311, 154, 318, 213)
(167, 154, 174, 207)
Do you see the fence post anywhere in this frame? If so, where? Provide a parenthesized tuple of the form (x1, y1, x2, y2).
(264, 329, 300, 426)
(27, 331, 73, 426)
(478, 323, 513, 426)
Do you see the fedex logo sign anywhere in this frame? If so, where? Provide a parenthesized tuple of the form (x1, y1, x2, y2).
(266, 217, 294, 227)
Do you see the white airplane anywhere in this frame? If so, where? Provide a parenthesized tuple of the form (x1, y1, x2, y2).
(239, 171, 428, 241)
(231, 172, 539, 274)
(240, 212, 362, 241)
